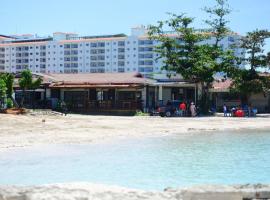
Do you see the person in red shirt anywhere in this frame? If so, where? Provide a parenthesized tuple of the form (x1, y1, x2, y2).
(179, 102, 187, 117)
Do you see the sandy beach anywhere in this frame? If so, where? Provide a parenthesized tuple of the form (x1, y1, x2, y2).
(0, 112, 270, 151)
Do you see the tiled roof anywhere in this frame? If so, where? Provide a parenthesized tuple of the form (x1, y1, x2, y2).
(47, 73, 148, 87)
(211, 79, 232, 92)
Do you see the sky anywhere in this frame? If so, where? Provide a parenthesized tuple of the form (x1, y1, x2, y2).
(1, 0, 270, 49)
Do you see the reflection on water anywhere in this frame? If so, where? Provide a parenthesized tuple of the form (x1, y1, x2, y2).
(0, 131, 270, 190)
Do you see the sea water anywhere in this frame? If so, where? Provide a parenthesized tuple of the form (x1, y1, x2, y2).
(0, 130, 270, 190)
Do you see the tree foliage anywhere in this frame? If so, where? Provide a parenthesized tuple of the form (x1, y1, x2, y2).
(1, 73, 14, 98)
(148, 0, 234, 113)
(148, 14, 216, 83)
(0, 78, 7, 99)
(204, 0, 231, 48)
(19, 70, 42, 107)
(230, 30, 270, 99)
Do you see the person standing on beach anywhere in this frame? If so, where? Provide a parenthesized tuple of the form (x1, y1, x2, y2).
(190, 102, 196, 117)
(223, 104, 228, 117)
(179, 102, 186, 117)
(61, 101, 68, 116)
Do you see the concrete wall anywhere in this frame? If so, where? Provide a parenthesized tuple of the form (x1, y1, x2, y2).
(249, 93, 270, 112)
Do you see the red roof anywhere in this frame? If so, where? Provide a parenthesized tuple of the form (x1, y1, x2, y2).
(211, 79, 232, 92)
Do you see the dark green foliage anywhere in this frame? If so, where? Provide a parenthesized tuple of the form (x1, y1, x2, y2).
(230, 30, 270, 100)
(6, 98, 13, 108)
(19, 70, 42, 107)
(0, 78, 7, 109)
(0, 78, 7, 99)
(203, 0, 231, 48)
(0, 73, 14, 99)
(148, 0, 234, 114)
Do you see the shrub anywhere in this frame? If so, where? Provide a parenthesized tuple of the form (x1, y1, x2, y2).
(6, 98, 13, 108)
(135, 110, 149, 116)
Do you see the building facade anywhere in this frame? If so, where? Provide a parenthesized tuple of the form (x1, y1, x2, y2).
(0, 26, 244, 76)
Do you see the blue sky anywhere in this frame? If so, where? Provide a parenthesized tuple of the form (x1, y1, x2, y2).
(1, 0, 270, 50)
(1, 0, 269, 36)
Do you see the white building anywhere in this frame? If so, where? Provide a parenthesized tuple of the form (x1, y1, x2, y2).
(0, 26, 244, 76)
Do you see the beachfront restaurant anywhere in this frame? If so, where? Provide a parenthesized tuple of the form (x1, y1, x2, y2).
(44, 73, 198, 113)
(46, 73, 146, 113)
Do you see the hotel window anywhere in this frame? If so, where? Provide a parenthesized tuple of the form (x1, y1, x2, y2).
(118, 41, 125, 46)
(91, 43, 97, 48)
(71, 44, 78, 48)
(118, 48, 125, 53)
(97, 42, 105, 47)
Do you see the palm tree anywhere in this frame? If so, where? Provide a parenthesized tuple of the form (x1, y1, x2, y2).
(19, 70, 42, 107)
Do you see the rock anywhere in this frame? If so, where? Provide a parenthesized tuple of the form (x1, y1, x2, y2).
(1, 184, 270, 200)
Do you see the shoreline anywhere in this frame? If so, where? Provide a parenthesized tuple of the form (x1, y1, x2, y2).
(1, 113, 270, 151)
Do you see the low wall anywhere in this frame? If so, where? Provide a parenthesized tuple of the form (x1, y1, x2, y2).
(0, 183, 270, 200)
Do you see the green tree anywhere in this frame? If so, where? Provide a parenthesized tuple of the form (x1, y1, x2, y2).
(0, 77, 7, 109)
(230, 30, 270, 104)
(148, 0, 234, 113)
(4, 73, 14, 99)
(18, 70, 42, 107)
(204, 0, 231, 48)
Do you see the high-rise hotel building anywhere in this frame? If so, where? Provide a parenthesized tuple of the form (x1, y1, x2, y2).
(0, 26, 244, 76)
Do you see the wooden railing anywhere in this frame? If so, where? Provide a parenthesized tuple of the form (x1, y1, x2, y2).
(66, 100, 142, 112)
